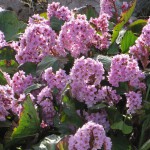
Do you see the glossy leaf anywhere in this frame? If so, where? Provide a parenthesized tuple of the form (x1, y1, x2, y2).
(36, 55, 68, 76)
(11, 95, 40, 140)
(107, 42, 119, 55)
(32, 135, 62, 150)
(95, 55, 112, 71)
(0, 70, 7, 85)
(24, 84, 43, 94)
(0, 11, 26, 41)
(128, 19, 147, 35)
(120, 31, 137, 53)
(18, 62, 37, 76)
(111, 121, 133, 134)
(50, 17, 65, 32)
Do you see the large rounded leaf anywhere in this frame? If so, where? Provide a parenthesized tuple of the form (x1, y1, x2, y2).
(0, 10, 26, 41)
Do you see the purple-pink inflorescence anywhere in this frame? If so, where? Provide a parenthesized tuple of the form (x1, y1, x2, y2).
(70, 56, 104, 107)
(68, 121, 112, 150)
(15, 24, 57, 63)
(125, 91, 142, 114)
(129, 18, 150, 68)
(108, 54, 145, 89)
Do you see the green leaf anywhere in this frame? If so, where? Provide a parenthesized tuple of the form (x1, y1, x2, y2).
(11, 95, 40, 140)
(18, 62, 37, 76)
(0, 70, 7, 85)
(62, 87, 83, 127)
(24, 84, 43, 94)
(89, 103, 106, 111)
(0, 46, 16, 60)
(32, 135, 62, 150)
(40, 12, 48, 19)
(107, 42, 119, 55)
(36, 55, 68, 76)
(111, 121, 133, 134)
(116, 82, 129, 95)
(53, 116, 72, 135)
(140, 139, 150, 150)
(120, 31, 137, 53)
(111, 134, 131, 150)
(74, 5, 98, 20)
(128, 19, 147, 35)
(0, 60, 18, 75)
(50, 17, 65, 32)
(111, 0, 137, 43)
(0, 10, 26, 41)
(107, 106, 122, 123)
(95, 55, 112, 71)
(139, 116, 150, 147)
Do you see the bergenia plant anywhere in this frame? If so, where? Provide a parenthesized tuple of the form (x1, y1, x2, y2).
(0, 0, 150, 149)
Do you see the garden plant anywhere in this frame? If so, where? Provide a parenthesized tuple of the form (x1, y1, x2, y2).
(0, 0, 150, 149)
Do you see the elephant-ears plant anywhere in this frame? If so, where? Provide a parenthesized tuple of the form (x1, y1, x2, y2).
(0, 0, 150, 149)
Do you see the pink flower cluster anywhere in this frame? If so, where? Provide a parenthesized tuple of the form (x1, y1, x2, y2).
(68, 121, 112, 150)
(15, 24, 57, 63)
(28, 14, 49, 26)
(11, 70, 33, 94)
(0, 30, 7, 48)
(56, 15, 95, 58)
(125, 91, 142, 114)
(100, 0, 116, 17)
(97, 86, 121, 105)
(43, 67, 69, 101)
(0, 85, 14, 121)
(70, 57, 104, 107)
(47, 2, 72, 21)
(108, 54, 145, 89)
(90, 13, 111, 50)
(83, 110, 110, 131)
(130, 18, 150, 68)
(37, 86, 56, 125)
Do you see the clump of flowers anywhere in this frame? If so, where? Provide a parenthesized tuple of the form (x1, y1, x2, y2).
(83, 110, 110, 131)
(70, 56, 104, 107)
(0, 85, 14, 121)
(43, 67, 69, 101)
(90, 13, 111, 50)
(108, 54, 145, 89)
(11, 70, 33, 94)
(15, 24, 57, 63)
(28, 14, 50, 26)
(37, 86, 56, 126)
(100, 0, 116, 18)
(56, 15, 96, 58)
(68, 121, 112, 150)
(47, 2, 72, 21)
(97, 86, 121, 105)
(129, 18, 150, 68)
(125, 91, 142, 114)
